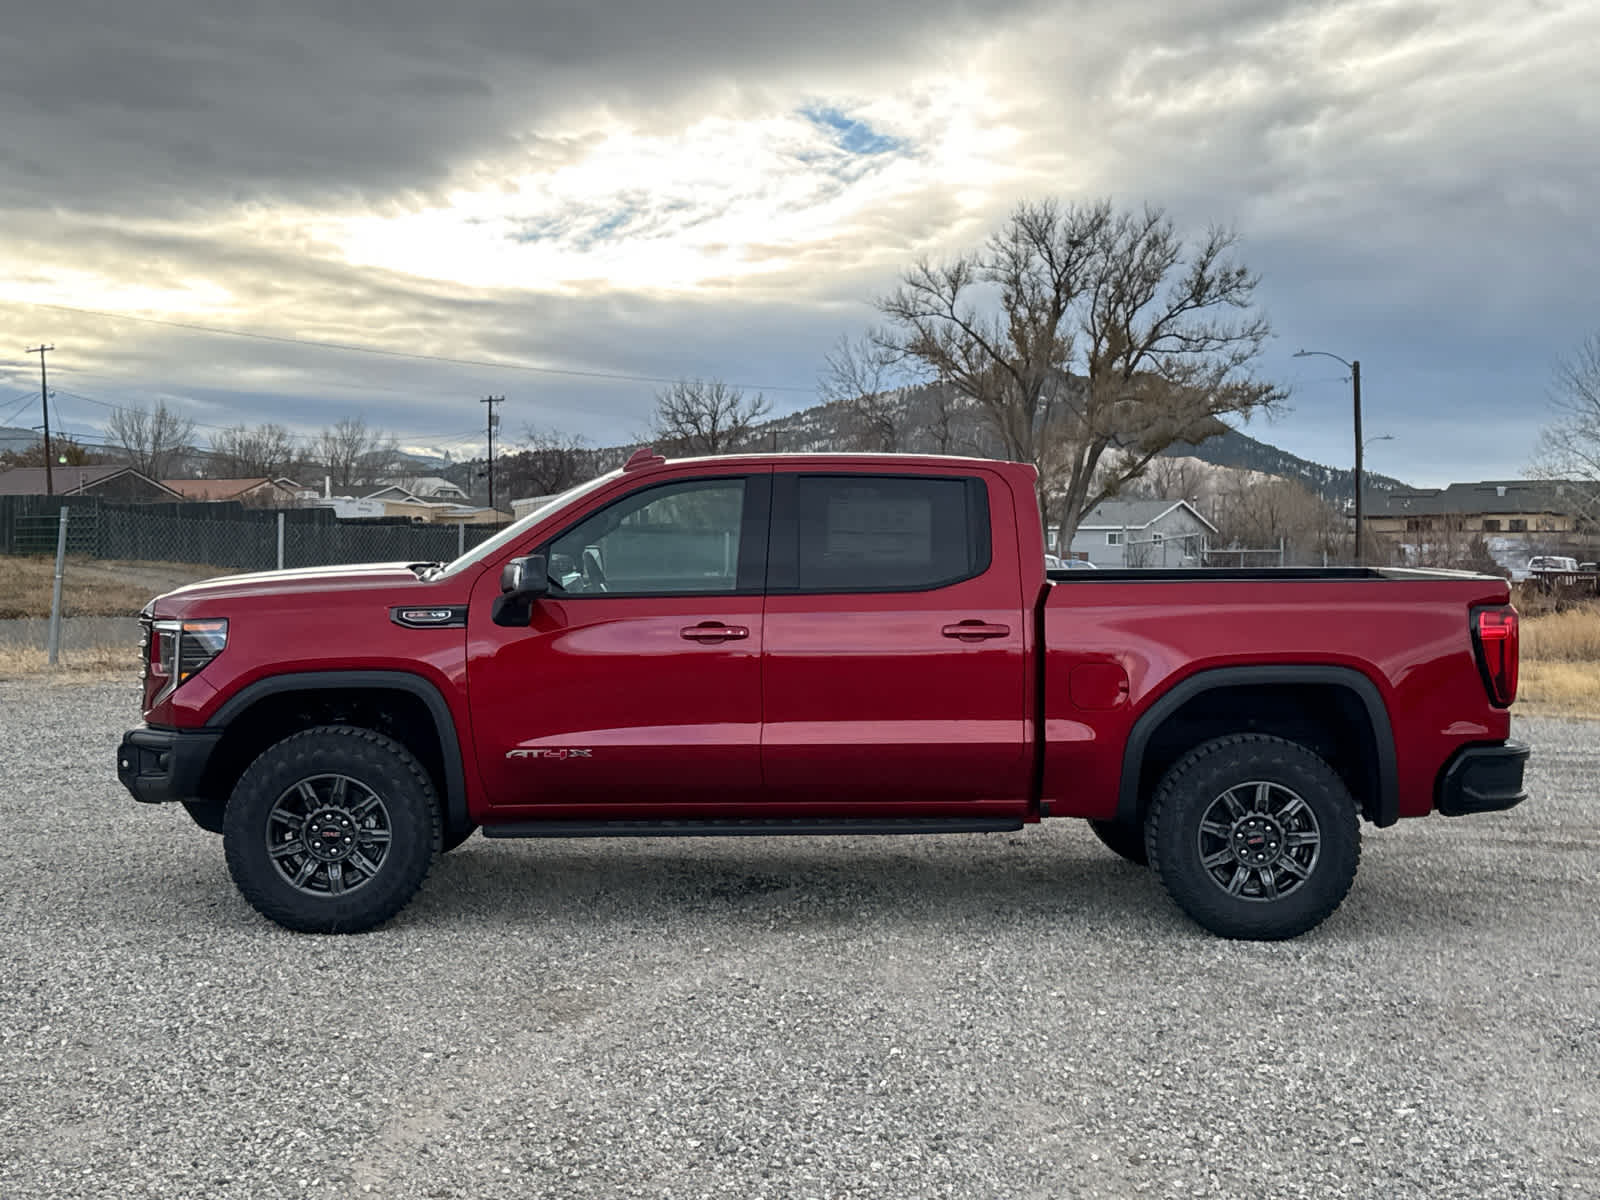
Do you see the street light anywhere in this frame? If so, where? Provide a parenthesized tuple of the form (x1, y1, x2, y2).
(1294, 349, 1364, 564)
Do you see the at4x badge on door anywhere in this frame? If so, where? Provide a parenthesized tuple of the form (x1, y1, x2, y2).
(506, 748, 593, 760)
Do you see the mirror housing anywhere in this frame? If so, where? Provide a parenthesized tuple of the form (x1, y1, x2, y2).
(500, 554, 548, 599)
(493, 554, 548, 627)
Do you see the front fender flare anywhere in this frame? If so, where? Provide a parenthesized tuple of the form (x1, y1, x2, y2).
(206, 670, 471, 833)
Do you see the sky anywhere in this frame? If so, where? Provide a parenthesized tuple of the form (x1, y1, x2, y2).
(0, 0, 1595, 487)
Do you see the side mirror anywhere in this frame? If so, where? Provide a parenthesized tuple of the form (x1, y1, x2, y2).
(500, 554, 549, 599)
(492, 554, 547, 628)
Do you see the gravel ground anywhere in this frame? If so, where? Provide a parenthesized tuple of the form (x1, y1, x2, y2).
(1, 681, 1597, 1199)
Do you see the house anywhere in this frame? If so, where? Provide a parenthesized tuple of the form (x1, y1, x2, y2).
(160, 477, 305, 506)
(376, 476, 470, 502)
(0, 465, 181, 502)
(1365, 480, 1592, 538)
(1064, 498, 1217, 567)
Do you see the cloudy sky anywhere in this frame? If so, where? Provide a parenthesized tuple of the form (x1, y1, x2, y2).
(1, 0, 1595, 485)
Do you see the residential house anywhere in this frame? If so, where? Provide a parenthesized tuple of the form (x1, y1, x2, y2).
(378, 476, 471, 502)
(160, 477, 306, 507)
(0, 465, 181, 502)
(1365, 481, 1593, 539)
(1065, 499, 1217, 567)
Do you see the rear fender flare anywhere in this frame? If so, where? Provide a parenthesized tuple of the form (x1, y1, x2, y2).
(1115, 665, 1399, 828)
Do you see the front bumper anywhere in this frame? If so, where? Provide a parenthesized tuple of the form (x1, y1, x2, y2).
(1435, 740, 1530, 816)
(117, 725, 222, 805)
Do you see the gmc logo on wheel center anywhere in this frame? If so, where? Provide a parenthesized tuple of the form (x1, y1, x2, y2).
(506, 749, 593, 760)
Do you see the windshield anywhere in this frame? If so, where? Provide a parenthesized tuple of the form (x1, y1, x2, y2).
(433, 469, 622, 578)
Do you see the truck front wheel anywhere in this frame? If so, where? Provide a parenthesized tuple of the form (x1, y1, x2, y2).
(223, 725, 440, 933)
(1146, 734, 1359, 940)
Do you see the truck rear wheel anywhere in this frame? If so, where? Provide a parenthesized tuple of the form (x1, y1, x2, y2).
(1146, 734, 1359, 940)
(223, 725, 440, 933)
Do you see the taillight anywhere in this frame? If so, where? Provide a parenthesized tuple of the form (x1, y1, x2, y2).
(1471, 605, 1519, 707)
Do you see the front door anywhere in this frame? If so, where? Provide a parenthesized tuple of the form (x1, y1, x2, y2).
(467, 470, 770, 814)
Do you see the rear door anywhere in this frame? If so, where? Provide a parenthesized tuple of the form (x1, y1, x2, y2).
(760, 468, 1031, 812)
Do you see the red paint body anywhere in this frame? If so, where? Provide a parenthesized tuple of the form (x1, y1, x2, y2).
(139, 454, 1515, 826)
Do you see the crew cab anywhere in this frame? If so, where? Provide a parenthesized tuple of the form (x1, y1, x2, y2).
(117, 450, 1528, 939)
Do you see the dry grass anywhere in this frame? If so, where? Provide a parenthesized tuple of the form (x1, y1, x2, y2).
(0, 642, 138, 682)
(1515, 607, 1600, 718)
(1520, 606, 1600, 663)
(1515, 662, 1600, 718)
(0, 556, 236, 619)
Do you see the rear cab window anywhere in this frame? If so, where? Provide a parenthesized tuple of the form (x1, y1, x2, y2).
(769, 473, 991, 592)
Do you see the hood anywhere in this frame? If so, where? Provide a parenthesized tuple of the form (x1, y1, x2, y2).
(151, 561, 435, 610)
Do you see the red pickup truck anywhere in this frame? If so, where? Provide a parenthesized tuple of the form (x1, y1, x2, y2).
(117, 450, 1527, 939)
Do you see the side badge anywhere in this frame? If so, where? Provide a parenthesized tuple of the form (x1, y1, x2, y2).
(507, 749, 594, 760)
(391, 605, 468, 629)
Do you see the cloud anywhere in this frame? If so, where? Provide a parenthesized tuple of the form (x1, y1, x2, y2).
(1, 0, 1596, 484)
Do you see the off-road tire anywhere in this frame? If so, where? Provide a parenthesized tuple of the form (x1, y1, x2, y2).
(223, 725, 440, 933)
(1146, 734, 1360, 940)
(1088, 818, 1149, 865)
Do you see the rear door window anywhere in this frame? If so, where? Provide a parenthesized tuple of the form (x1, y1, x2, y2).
(772, 474, 990, 592)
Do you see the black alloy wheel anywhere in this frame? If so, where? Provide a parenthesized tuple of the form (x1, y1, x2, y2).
(224, 726, 440, 933)
(1146, 734, 1360, 940)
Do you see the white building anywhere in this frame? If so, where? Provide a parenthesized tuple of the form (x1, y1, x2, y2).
(1065, 499, 1217, 567)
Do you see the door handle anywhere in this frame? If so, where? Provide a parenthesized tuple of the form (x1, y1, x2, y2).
(941, 621, 1011, 641)
(680, 622, 750, 642)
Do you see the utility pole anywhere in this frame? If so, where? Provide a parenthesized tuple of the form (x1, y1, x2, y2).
(1350, 360, 1363, 565)
(481, 395, 504, 513)
(1293, 348, 1365, 565)
(27, 344, 54, 496)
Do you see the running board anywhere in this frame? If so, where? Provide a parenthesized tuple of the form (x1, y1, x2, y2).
(480, 816, 1024, 839)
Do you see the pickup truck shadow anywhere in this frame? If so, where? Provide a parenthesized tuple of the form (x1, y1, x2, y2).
(417, 833, 1176, 935)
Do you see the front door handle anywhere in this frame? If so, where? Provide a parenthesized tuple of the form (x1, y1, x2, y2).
(942, 620, 1011, 642)
(680, 622, 750, 642)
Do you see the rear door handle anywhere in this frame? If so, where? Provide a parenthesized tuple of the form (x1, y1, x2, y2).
(680, 622, 750, 642)
(941, 621, 1011, 641)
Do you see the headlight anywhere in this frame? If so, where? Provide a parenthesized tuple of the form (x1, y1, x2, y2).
(152, 618, 229, 687)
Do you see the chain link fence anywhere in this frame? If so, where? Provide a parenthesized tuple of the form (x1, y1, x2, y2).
(1, 495, 506, 572)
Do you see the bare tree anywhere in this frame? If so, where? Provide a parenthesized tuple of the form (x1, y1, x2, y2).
(820, 335, 905, 452)
(1211, 470, 1346, 564)
(1530, 330, 1600, 524)
(1133, 455, 1211, 503)
(208, 423, 297, 478)
(875, 199, 1283, 545)
(0, 433, 106, 469)
(499, 426, 601, 498)
(106, 400, 196, 479)
(318, 417, 399, 492)
(651, 379, 771, 456)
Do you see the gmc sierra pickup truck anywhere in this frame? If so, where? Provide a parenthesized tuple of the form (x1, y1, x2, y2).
(117, 450, 1528, 939)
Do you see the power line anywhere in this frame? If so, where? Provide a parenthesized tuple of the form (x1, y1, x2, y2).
(47, 386, 491, 450)
(17, 299, 818, 394)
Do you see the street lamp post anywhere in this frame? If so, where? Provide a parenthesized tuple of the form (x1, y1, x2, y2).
(1295, 349, 1364, 564)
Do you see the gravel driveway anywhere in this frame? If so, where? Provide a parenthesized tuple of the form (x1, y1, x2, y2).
(2, 681, 1596, 1199)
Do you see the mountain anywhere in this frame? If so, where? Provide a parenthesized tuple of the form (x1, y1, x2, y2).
(438, 383, 1412, 506)
(1160, 427, 1409, 505)
(747, 388, 1409, 505)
